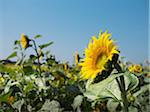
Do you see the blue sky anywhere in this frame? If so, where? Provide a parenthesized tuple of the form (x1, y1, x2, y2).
(0, 0, 148, 64)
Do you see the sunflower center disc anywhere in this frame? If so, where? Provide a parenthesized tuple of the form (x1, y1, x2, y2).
(96, 53, 107, 69)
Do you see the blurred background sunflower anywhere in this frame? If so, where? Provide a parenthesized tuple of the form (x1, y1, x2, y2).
(20, 33, 30, 49)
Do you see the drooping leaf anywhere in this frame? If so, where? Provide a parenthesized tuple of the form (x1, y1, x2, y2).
(84, 73, 123, 101)
(124, 72, 139, 92)
(84, 71, 140, 106)
(7, 52, 17, 59)
(39, 41, 53, 49)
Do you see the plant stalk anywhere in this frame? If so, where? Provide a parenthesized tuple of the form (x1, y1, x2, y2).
(31, 39, 42, 77)
(114, 63, 128, 112)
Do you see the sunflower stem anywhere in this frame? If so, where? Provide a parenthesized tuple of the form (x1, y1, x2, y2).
(31, 39, 42, 78)
(114, 63, 128, 112)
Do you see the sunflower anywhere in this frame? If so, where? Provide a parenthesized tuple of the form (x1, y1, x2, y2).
(80, 31, 119, 80)
(134, 64, 142, 73)
(128, 65, 134, 72)
(128, 64, 142, 73)
(21, 33, 30, 49)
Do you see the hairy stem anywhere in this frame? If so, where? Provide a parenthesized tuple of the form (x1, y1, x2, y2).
(114, 63, 128, 112)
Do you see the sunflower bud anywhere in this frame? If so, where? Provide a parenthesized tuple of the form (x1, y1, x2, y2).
(64, 63, 68, 71)
(75, 51, 80, 65)
(128, 65, 134, 72)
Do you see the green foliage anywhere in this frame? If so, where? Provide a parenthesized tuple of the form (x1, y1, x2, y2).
(34, 34, 42, 39)
(7, 52, 17, 59)
(12, 99, 24, 112)
(125, 72, 139, 92)
(0, 34, 149, 112)
(84, 73, 123, 101)
(107, 99, 119, 112)
(39, 42, 53, 49)
(23, 65, 34, 75)
(72, 95, 83, 111)
(38, 100, 63, 112)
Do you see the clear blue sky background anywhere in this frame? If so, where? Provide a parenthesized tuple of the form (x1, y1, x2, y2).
(0, 0, 148, 64)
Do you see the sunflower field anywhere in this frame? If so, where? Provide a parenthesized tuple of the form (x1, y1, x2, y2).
(0, 31, 149, 112)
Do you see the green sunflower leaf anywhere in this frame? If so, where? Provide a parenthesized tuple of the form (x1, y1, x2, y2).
(72, 95, 83, 110)
(14, 40, 20, 45)
(84, 73, 123, 101)
(7, 52, 17, 59)
(39, 41, 53, 49)
(34, 34, 42, 39)
(125, 72, 139, 92)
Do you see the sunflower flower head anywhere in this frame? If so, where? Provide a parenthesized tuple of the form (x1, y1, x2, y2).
(134, 64, 142, 73)
(128, 64, 142, 73)
(79, 31, 119, 80)
(128, 65, 134, 72)
(21, 33, 30, 49)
